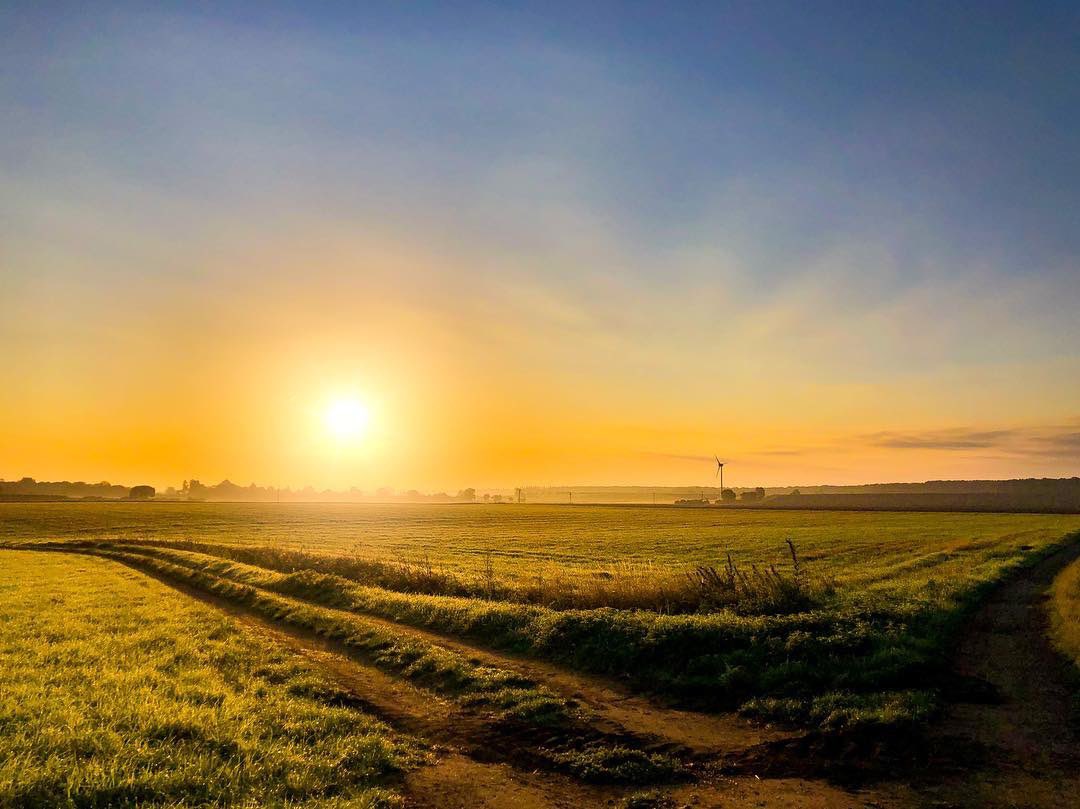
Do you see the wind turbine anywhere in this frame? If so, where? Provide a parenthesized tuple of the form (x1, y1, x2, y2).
(715, 456, 724, 492)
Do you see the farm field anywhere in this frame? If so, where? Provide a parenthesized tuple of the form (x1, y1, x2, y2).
(5, 501, 1080, 590)
(3, 503, 1080, 807)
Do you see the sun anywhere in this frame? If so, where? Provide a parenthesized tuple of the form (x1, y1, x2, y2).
(324, 397, 372, 442)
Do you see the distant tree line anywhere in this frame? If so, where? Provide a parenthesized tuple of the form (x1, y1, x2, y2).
(6, 475, 1078, 511)
(0, 478, 154, 501)
(174, 479, 479, 503)
(761, 482, 1080, 514)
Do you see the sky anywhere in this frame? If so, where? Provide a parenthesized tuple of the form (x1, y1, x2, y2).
(2, 1, 1079, 491)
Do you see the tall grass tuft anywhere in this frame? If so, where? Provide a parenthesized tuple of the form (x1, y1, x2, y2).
(686, 540, 835, 615)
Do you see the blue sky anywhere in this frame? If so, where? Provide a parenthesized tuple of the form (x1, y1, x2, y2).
(2, 2, 1078, 486)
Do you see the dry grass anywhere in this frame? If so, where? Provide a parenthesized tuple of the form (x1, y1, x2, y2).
(94, 537, 832, 614)
(1050, 557, 1080, 670)
(685, 540, 836, 614)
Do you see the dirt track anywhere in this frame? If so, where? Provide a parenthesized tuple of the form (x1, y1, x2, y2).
(16, 543, 1080, 808)
(85, 550, 902, 807)
(911, 542, 1080, 808)
(219, 590, 902, 809)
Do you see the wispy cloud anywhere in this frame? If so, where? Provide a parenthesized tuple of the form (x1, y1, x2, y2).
(1025, 429, 1080, 458)
(864, 429, 1020, 450)
(860, 423, 1080, 458)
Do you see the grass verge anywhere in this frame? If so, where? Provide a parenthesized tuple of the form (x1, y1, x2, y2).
(1049, 556, 1080, 725)
(1049, 557, 1080, 670)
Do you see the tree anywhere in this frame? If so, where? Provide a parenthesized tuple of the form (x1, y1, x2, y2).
(720, 488, 736, 502)
(457, 488, 476, 501)
(129, 485, 155, 500)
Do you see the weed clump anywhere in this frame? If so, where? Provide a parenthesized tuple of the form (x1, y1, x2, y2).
(544, 745, 683, 784)
(622, 791, 676, 809)
(687, 539, 835, 615)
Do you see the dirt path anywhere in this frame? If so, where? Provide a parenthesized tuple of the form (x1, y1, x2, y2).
(211, 591, 907, 808)
(22, 542, 1080, 808)
(223, 585, 893, 808)
(279, 587, 797, 754)
(96, 544, 795, 755)
(233, 614, 631, 808)
(55, 548, 899, 808)
(913, 542, 1080, 808)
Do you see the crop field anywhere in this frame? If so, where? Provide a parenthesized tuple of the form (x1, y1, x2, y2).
(5, 501, 1080, 589)
(3, 503, 1080, 807)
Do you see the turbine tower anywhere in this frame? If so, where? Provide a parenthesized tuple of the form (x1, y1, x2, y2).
(715, 456, 724, 493)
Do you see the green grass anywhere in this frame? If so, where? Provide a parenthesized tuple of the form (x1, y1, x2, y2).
(0, 551, 419, 808)
(30, 528, 1076, 731)
(89, 545, 575, 725)
(5, 502, 1079, 588)
(5, 503, 1079, 732)
(18, 545, 687, 785)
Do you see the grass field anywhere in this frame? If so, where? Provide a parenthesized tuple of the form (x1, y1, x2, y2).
(0, 551, 418, 808)
(4, 503, 1080, 733)
(5, 502, 1080, 594)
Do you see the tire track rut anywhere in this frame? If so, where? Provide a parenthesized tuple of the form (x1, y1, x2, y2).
(98, 551, 898, 809)
(88, 542, 795, 755)
(5, 544, 923, 807)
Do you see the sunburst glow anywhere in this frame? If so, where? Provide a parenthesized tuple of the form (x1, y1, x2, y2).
(324, 398, 371, 442)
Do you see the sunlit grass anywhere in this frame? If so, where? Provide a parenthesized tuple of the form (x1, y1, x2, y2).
(4, 504, 1080, 732)
(29, 525, 1077, 731)
(1050, 558, 1080, 670)
(4, 502, 1079, 607)
(0, 552, 418, 808)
